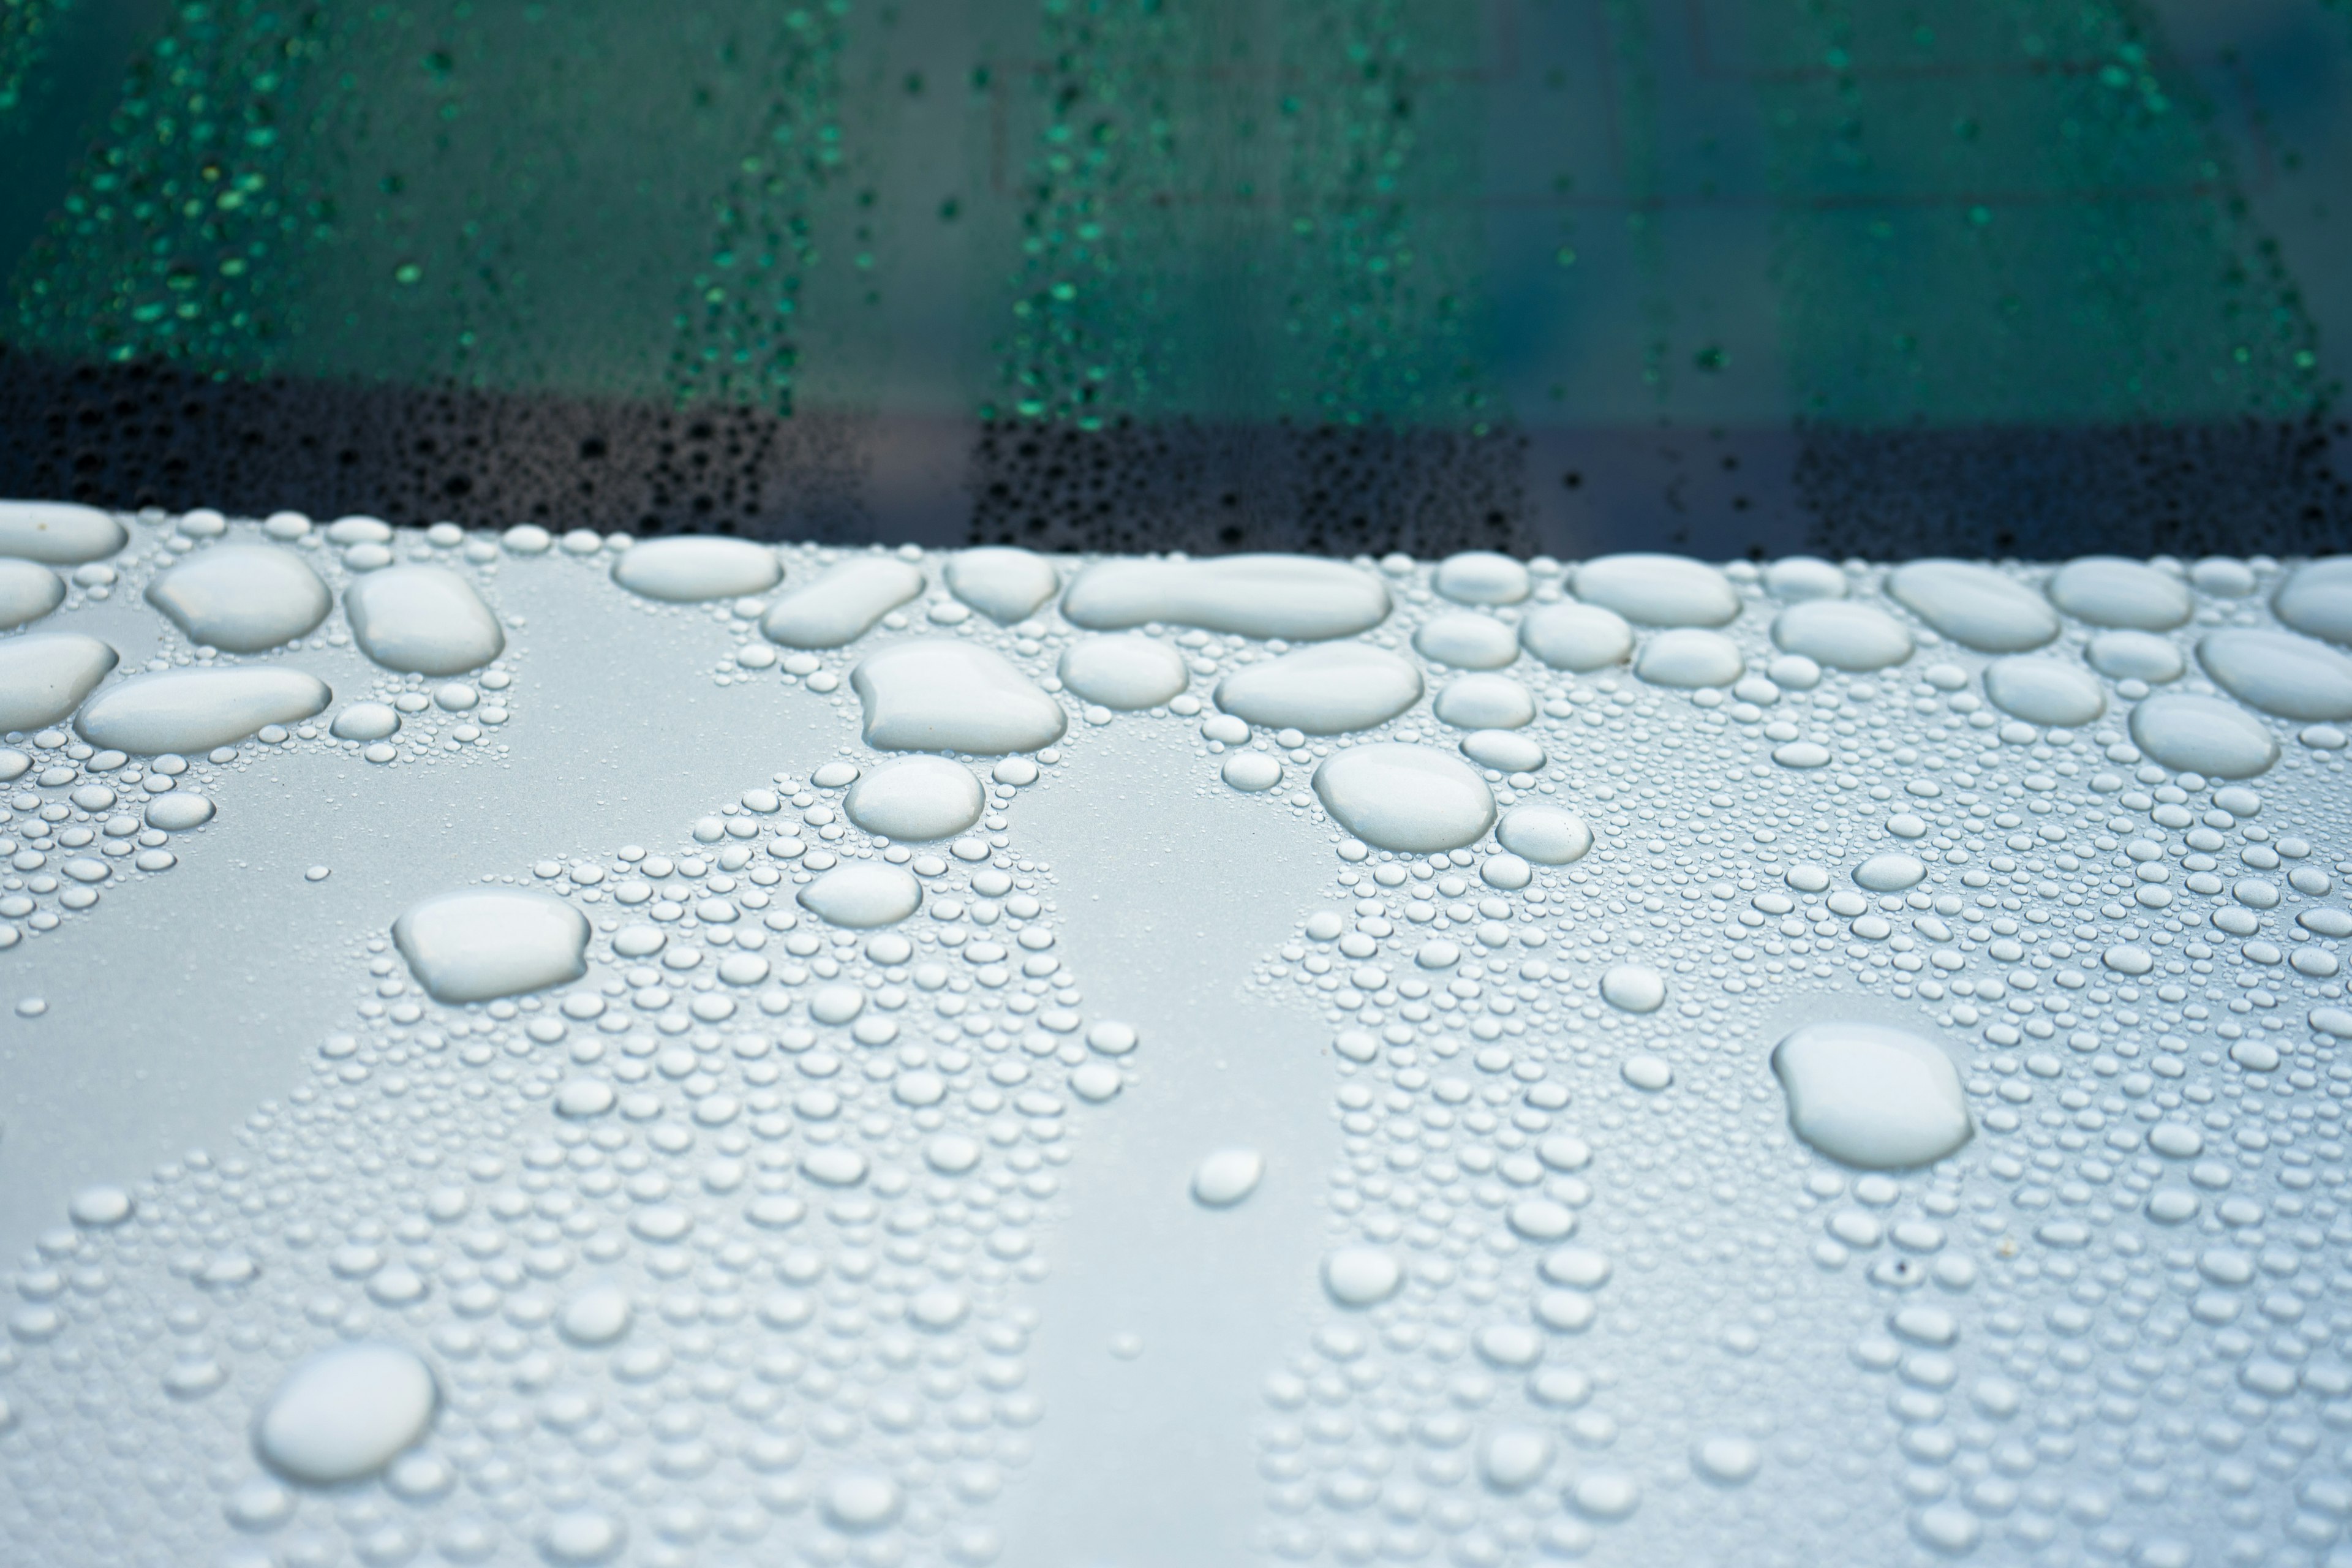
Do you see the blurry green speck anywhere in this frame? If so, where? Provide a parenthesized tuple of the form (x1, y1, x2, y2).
(393, 262, 423, 286)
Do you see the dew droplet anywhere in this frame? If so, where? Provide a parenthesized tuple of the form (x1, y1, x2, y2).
(253, 1341, 438, 1487)
(1414, 612, 1520, 670)
(1600, 964, 1665, 1014)
(611, 536, 782, 602)
(843, 756, 986, 841)
(345, 565, 505, 675)
(1191, 1148, 1264, 1207)
(1322, 1246, 1402, 1307)
(145, 545, 331, 652)
(763, 557, 925, 648)
(0, 500, 126, 564)
(1887, 560, 2059, 652)
(77, 668, 331, 753)
(1433, 672, 1537, 728)
(0, 559, 63, 630)
(2272, 557, 2352, 644)
(1058, 635, 1188, 710)
(1573, 554, 1738, 627)
(2129, 693, 2280, 779)
(1061, 555, 1390, 640)
(2197, 628, 2352, 722)
(391, 889, 591, 1003)
(2045, 556, 2191, 630)
(1496, 805, 1592, 864)
(1633, 628, 1744, 688)
(1771, 600, 1914, 671)
(798, 862, 923, 928)
(0, 632, 118, 731)
(1215, 644, 1423, 734)
(1772, 1021, 1973, 1169)
(1981, 656, 2105, 727)
(944, 546, 1059, 623)
(1312, 744, 1496, 853)
(1518, 603, 1632, 670)
(852, 639, 1067, 754)
(1433, 551, 1531, 606)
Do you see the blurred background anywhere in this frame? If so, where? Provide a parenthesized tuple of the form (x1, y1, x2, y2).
(0, 0, 2346, 558)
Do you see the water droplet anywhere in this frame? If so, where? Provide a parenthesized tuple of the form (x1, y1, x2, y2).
(1479, 1427, 1555, 1491)
(559, 1284, 633, 1346)
(0, 560, 63, 630)
(822, 1472, 904, 1531)
(1771, 600, 1914, 671)
(537, 1510, 627, 1565)
(1692, 1436, 1761, 1485)
(1887, 560, 2059, 652)
(145, 545, 331, 652)
(610, 536, 781, 601)
(1461, 729, 1545, 772)
(1191, 1148, 1264, 1207)
(2275, 557, 2352, 643)
(2129, 693, 2280, 779)
(1573, 554, 1738, 627)
(1853, 853, 1926, 892)
(1058, 634, 1188, 710)
(67, 1185, 132, 1226)
(799, 862, 923, 928)
(1633, 628, 1744, 688)
(392, 889, 590, 1003)
(1433, 672, 1537, 728)
(1322, 1246, 1402, 1307)
(1222, 752, 1283, 792)
(0, 631, 118, 731)
(1772, 1021, 1973, 1169)
(1414, 612, 1520, 670)
(1763, 556, 1847, 601)
(2086, 629, 2184, 683)
(78, 668, 331, 753)
(2197, 628, 2352, 721)
(944, 546, 1060, 622)
(763, 557, 925, 648)
(1215, 644, 1423, 734)
(1981, 656, 2105, 726)
(253, 1341, 438, 1486)
(1061, 554, 1390, 640)
(1496, 805, 1591, 864)
(1600, 964, 1665, 1014)
(1312, 743, 1496, 853)
(853, 639, 1067, 754)
(843, 756, 986, 841)
(0, 500, 127, 563)
(1433, 551, 1531, 606)
(345, 565, 505, 674)
(2045, 556, 2191, 629)
(143, 790, 214, 831)
(1518, 603, 1633, 670)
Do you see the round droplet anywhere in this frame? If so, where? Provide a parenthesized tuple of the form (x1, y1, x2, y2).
(1518, 603, 1633, 670)
(1771, 600, 1913, 671)
(254, 1342, 438, 1486)
(1058, 635, 1188, 710)
(330, 701, 402, 741)
(2272, 557, 2352, 644)
(843, 757, 985, 841)
(822, 1473, 904, 1532)
(68, 1185, 132, 1227)
(1772, 1021, 1973, 1169)
(611, 537, 781, 602)
(1763, 557, 1846, 601)
(1322, 1246, 1402, 1308)
(1433, 551, 1530, 606)
(0, 500, 126, 564)
(1216, 644, 1423, 735)
(345, 565, 505, 675)
(1574, 555, 1738, 627)
(2198, 628, 2352, 721)
(0, 560, 63, 630)
(1692, 1436, 1762, 1485)
(1414, 612, 1519, 669)
(1620, 1053, 1672, 1090)
(1887, 560, 2059, 652)
(1221, 752, 1283, 792)
(2045, 556, 2190, 629)
(1479, 1428, 1555, 1492)
(393, 889, 590, 1003)
(1854, 853, 1926, 892)
(1433, 673, 1536, 729)
(2086, 630, 2184, 683)
(1600, 965, 1665, 1014)
(799, 862, 923, 928)
(538, 1510, 627, 1566)
(1982, 657, 2105, 727)
(1634, 628, 1743, 688)
(559, 1284, 633, 1347)
(2130, 693, 2279, 779)
(1496, 805, 1590, 864)
(1460, 729, 1544, 773)
(1191, 1148, 1264, 1207)
(143, 791, 214, 831)
(1312, 744, 1496, 853)
(945, 547, 1059, 622)
(146, 545, 331, 652)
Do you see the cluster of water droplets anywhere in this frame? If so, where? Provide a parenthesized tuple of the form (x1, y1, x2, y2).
(5, 513, 2352, 1564)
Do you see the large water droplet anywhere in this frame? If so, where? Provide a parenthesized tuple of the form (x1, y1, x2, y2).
(1062, 555, 1390, 639)
(1433, 672, 1537, 728)
(611, 537, 782, 602)
(1058, 634, 1188, 710)
(1414, 612, 1519, 670)
(1887, 560, 2059, 652)
(145, 545, 331, 652)
(1215, 644, 1423, 734)
(1191, 1148, 1264, 1207)
(2130, 693, 2279, 778)
(1518, 603, 1633, 670)
(1313, 744, 1496, 852)
(2086, 630, 2184, 683)
(761, 557, 925, 648)
(798, 862, 923, 928)
(1600, 964, 1665, 1013)
(1433, 552, 1531, 606)
(392, 889, 591, 1003)
(1772, 1020, 1973, 1169)
(0, 631, 117, 731)
(944, 546, 1058, 622)
(0, 500, 126, 564)
(1634, 629, 1744, 688)
(252, 1341, 437, 1486)
(1495, 805, 1591, 864)
(1981, 656, 2105, 727)
(1322, 1246, 1402, 1307)
(1573, 554, 1739, 627)
(345, 565, 505, 675)
(853, 639, 1067, 754)
(1771, 600, 1913, 671)
(2198, 628, 2352, 722)
(2045, 556, 2191, 630)
(2275, 557, 2352, 644)
(0, 559, 62, 630)
(843, 756, 985, 840)
(77, 668, 331, 753)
